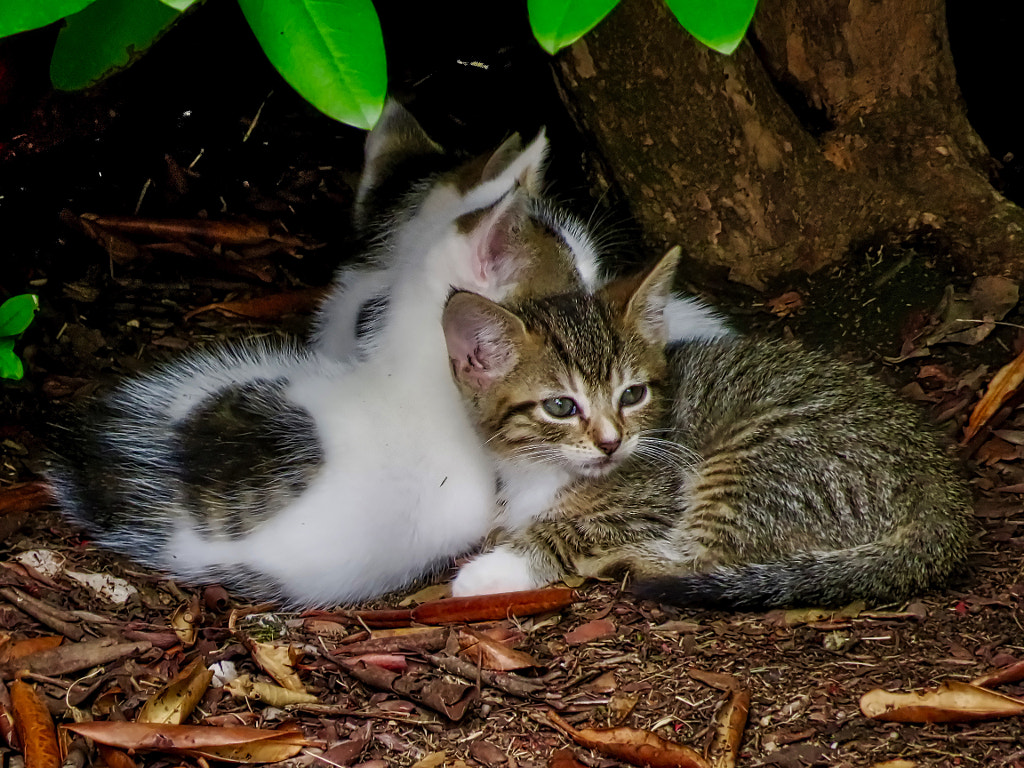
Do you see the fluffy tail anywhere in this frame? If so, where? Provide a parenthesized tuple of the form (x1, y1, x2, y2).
(634, 526, 971, 610)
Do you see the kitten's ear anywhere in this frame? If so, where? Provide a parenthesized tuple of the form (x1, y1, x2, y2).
(443, 292, 527, 392)
(356, 99, 443, 210)
(603, 246, 683, 344)
(480, 130, 546, 194)
(460, 130, 549, 291)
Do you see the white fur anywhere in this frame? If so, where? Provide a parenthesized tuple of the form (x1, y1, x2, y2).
(56, 142, 570, 607)
(664, 294, 732, 341)
(167, 173, 525, 604)
(451, 547, 542, 597)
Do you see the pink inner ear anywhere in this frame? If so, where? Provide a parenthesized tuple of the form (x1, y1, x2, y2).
(470, 196, 519, 290)
(443, 297, 518, 392)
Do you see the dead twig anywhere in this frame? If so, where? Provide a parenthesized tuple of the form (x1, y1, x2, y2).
(422, 652, 544, 699)
(0, 587, 84, 641)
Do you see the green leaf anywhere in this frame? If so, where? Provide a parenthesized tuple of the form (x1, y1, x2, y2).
(50, 0, 181, 91)
(0, 339, 23, 381)
(0, 0, 98, 38)
(0, 294, 39, 338)
(238, 0, 386, 130)
(664, 0, 759, 55)
(528, 0, 622, 55)
(157, 0, 199, 10)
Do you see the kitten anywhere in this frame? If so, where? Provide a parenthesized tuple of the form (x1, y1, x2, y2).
(442, 248, 974, 608)
(311, 100, 731, 362)
(48, 118, 597, 607)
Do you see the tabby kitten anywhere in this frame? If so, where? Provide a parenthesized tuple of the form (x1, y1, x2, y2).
(443, 248, 974, 608)
(48, 113, 598, 607)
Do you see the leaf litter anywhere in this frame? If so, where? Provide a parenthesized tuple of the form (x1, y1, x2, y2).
(3, 47, 1024, 768)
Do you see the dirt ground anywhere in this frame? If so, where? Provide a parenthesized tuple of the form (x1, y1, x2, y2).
(1, 6, 1023, 767)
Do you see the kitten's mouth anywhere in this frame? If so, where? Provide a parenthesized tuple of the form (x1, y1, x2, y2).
(575, 456, 622, 477)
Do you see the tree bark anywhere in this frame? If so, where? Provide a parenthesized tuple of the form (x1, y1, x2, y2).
(553, 0, 1023, 289)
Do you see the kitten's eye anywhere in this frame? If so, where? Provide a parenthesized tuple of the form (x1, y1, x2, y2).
(542, 397, 579, 418)
(619, 384, 648, 408)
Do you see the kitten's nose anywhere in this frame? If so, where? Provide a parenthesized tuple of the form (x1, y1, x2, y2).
(597, 437, 621, 456)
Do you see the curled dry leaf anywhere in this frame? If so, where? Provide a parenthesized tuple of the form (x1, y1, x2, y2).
(246, 641, 306, 693)
(0, 636, 63, 666)
(688, 669, 741, 692)
(546, 709, 710, 768)
(63, 721, 309, 763)
(457, 628, 539, 671)
(225, 674, 318, 707)
(171, 600, 200, 647)
(137, 657, 213, 725)
(564, 618, 617, 646)
(860, 680, 1024, 723)
(548, 748, 588, 768)
(0, 482, 53, 516)
(972, 659, 1024, 688)
(10, 680, 61, 768)
(766, 290, 803, 317)
(335, 627, 450, 656)
(707, 688, 750, 768)
(3, 639, 151, 679)
(349, 654, 408, 672)
(0, 679, 18, 749)
(343, 660, 478, 720)
(963, 346, 1024, 442)
(97, 744, 139, 768)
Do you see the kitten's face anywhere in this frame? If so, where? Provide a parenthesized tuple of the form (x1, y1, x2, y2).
(443, 247, 681, 478)
(446, 291, 669, 478)
(490, 329, 665, 478)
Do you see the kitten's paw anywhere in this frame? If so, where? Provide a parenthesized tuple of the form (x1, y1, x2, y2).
(451, 548, 544, 597)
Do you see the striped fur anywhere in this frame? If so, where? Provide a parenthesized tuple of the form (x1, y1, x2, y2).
(446, 250, 974, 608)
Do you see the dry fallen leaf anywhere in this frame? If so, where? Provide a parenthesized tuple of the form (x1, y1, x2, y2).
(97, 744, 139, 768)
(546, 708, 710, 768)
(3, 639, 151, 679)
(171, 600, 200, 647)
(348, 653, 408, 672)
(137, 658, 213, 725)
(0, 482, 53, 516)
(0, 636, 63, 666)
(889, 278, 1020, 362)
(457, 627, 539, 671)
(766, 291, 803, 317)
(860, 680, 1024, 723)
(688, 669, 741, 692)
(548, 748, 589, 768)
(564, 618, 617, 646)
(63, 721, 308, 763)
(707, 688, 750, 768)
(9, 680, 61, 768)
(963, 346, 1024, 441)
(225, 674, 318, 707)
(246, 641, 306, 693)
(972, 659, 1024, 688)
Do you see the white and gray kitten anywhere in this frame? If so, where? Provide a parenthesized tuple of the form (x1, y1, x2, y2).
(49, 110, 599, 606)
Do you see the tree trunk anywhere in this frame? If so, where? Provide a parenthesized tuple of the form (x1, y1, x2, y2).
(552, 0, 1023, 289)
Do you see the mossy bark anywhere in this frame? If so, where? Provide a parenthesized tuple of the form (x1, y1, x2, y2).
(553, 0, 1023, 288)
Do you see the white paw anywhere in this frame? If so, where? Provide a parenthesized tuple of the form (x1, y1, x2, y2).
(451, 548, 544, 597)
